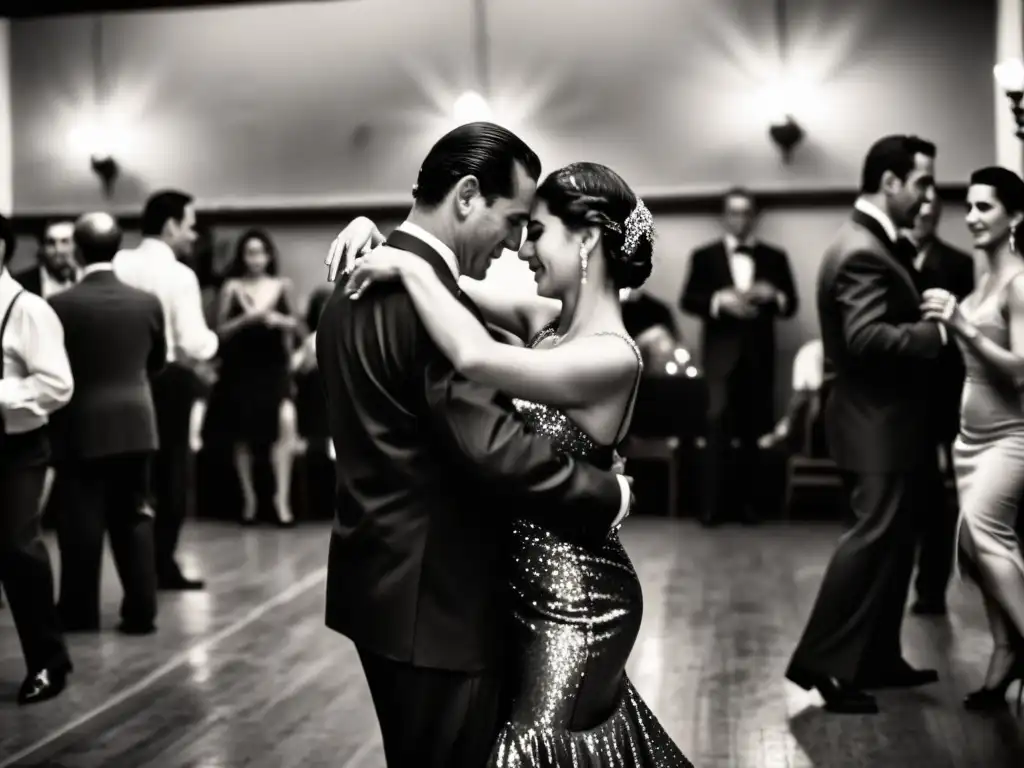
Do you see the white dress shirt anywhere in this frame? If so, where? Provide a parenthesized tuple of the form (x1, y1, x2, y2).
(113, 238, 219, 363)
(792, 339, 824, 393)
(854, 199, 947, 345)
(397, 222, 631, 527)
(709, 236, 788, 317)
(0, 267, 74, 434)
(39, 265, 79, 300)
(396, 221, 460, 280)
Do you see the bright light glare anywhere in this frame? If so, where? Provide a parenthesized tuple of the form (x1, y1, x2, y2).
(453, 91, 492, 124)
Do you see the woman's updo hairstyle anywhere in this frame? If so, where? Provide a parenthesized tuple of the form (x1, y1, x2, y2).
(535, 162, 655, 289)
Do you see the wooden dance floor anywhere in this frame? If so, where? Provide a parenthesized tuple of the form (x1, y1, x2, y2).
(2, 518, 1024, 767)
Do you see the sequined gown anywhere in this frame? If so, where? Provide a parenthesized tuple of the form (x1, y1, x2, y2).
(489, 325, 692, 768)
(952, 274, 1024, 607)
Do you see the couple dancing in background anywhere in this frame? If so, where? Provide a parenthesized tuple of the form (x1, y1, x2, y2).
(318, 122, 692, 767)
(788, 133, 1024, 716)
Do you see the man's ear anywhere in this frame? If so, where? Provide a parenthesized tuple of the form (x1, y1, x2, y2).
(453, 176, 481, 220)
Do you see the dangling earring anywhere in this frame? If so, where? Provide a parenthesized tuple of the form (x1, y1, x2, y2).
(1012, 225, 1019, 255)
(579, 243, 589, 285)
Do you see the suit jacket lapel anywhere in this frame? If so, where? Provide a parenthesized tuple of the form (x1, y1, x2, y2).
(849, 210, 920, 299)
(384, 229, 487, 325)
(713, 241, 735, 288)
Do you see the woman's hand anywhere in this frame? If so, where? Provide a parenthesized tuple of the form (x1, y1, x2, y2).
(263, 311, 297, 330)
(326, 217, 385, 282)
(920, 287, 964, 328)
(344, 246, 419, 300)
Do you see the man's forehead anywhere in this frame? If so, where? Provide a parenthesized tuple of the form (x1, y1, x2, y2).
(506, 163, 536, 212)
(914, 153, 935, 174)
(724, 196, 754, 213)
(46, 222, 74, 240)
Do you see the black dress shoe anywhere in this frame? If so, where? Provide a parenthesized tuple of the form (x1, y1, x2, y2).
(18, 665, 69, 706)
(911, 600, 947, 616)
(857, 662, 939, 689)
(157, 574, 205, 591)
(786, 668, 879, 714)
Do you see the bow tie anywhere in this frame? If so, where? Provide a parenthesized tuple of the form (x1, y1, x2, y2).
(733, 245, 753, 256)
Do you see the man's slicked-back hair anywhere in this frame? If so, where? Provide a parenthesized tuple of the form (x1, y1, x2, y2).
(412, 122, 541, 208)
(141, 189, 194, 237)
(860, 135, 936, 194)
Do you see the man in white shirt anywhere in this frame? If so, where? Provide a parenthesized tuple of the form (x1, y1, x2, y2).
(114, 190, 219, 591)
(0, 214, 74, 705)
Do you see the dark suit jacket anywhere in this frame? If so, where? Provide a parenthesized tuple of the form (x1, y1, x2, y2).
(680, 240, 798, 386)
(914, 238, 975, 443)
(49, 268, 166, 461)
(817, 210, 945, 472)
(12, 266, 42, 296)
(316, 229, 622, 673)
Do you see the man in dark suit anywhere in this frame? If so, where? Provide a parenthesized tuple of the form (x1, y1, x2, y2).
(902, 193, 975, 615)
(786, 135, 944, 714)
(13, 220, 78, 299)
(317, 123, 630, 768)
(680, 187, 798, 525)
(49, 213, 166, 635)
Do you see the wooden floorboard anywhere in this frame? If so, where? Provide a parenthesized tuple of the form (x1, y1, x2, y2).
(2, 519, 1023, 767)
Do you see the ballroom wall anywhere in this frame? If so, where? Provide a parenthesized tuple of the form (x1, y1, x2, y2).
(5, 0, 1000, 409)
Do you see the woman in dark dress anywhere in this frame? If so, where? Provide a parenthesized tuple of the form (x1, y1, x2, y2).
(212, 229, 299, 525)
(337, 163, 692, 766)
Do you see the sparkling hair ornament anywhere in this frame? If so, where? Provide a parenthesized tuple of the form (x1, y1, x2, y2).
(606, 198, 655, 257)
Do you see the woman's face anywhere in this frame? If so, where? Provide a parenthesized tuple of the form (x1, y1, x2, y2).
(242, 237, 271, 275)
(517, 201, 584, 299)
(965, 184, 1022, 252)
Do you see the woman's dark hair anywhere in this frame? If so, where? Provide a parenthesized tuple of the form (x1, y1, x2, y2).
(413, 122, 542, 207)
(535, 163, 653, 289)
(226, 228, 278, 277)
(970, 166, 1024, 215)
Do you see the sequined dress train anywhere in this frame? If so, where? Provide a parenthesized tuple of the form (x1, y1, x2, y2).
(488, 325, 692, 768)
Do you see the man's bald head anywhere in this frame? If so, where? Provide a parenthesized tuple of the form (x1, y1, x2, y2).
(74, 212, 123, 265)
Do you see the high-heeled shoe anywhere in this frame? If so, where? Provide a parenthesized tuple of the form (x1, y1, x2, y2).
(964, 655, 1024, 714)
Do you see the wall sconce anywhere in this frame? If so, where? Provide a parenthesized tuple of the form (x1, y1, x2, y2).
(90, 153, 119, 196)
(994, 58, 1024, 140)
(769, 115, 805, 161)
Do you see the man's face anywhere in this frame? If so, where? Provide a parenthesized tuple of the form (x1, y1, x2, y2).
(166, 204, 198, 260)
(457, 162, 535, 279)
(910, 187, 940, 242)
(888, 153, 935, 229)
(40, 222, 76, 278)
(722, 194, 756, 239)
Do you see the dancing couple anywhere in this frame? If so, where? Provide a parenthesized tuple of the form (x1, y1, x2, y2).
(790, 131, 1024, 717)
(317, 122, 692, 766)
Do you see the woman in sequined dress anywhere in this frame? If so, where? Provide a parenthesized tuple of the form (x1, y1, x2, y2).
(920, 167, 1024, 713)
(338, 163, 692, 767)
